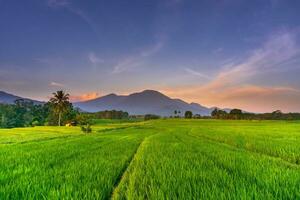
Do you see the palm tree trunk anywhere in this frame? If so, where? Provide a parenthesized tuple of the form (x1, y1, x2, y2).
(58, 112, 61, 126)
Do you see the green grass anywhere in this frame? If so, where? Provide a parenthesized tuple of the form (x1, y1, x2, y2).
(0, 119, 300, 199)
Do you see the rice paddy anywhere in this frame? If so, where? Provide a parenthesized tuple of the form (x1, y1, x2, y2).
(0, 119, 299, 199)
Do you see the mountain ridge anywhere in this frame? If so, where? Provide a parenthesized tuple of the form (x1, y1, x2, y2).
(74, 89, 213, 116)
(0, 90, 218, 116)
(0, 91, 42, 104)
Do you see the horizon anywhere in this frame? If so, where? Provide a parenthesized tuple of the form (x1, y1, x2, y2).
(0, 89, 296, 114)
(1, 0, 300, 112)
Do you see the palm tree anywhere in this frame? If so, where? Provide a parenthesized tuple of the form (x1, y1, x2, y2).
(50, 91, 70, 126)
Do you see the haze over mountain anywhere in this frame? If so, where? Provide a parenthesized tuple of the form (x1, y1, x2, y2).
(0, 90, 234, 116)
(74, 90, 213, 116)
(0, 91, 42, 104)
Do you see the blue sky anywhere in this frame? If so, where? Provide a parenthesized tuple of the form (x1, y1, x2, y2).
(1, 0, 300, 112)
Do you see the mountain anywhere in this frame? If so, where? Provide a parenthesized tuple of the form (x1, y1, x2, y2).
(0, 91, 42, 104)
(75, 90, 213, 116)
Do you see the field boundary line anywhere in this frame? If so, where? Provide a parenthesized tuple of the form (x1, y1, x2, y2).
(109, 133, 157, 199)
(187, 132, 300, 167)
(97, 125, 143, 134)
(0, 134, 83, 146)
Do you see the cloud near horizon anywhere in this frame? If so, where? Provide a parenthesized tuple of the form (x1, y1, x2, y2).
(161, 85, 300, 112)
(161, 31, 300, 112)
(70, 92, 100, 102)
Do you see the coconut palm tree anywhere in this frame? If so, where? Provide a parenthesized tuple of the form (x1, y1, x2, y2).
(50, 90, 70, 126)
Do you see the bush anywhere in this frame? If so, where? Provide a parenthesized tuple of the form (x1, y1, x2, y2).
(31, 120, 40, 127)
(94, 110, 129, 119)
(144, 114, 160, 121)
(184, 111, 193, 119)
(193, 114, 202, 119)
(81, 124, 92, 133)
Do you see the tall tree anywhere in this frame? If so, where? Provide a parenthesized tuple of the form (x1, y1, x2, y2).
(184, 111, 193, 119)
(174, 110, 177, 116)
(230, 109, 242, 115)
(211, 108, 227, 119)
(50, 91, 70, 126)
(229, 109, 243, 119)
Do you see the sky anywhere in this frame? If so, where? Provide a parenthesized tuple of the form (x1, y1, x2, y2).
(1, 0, 300, 112)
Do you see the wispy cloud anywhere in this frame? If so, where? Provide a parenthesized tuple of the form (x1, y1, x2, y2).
(47, 0, 95, 31)
(34, 58, 52, 64)
(203, 30, 300, 92)
(140, 41, 164, 57)
(212, 47, 223, 54)
(184, 68, 211, 80)
(112, 57, 143, 74)
(49, 81, 65, 87)
(88, 52, 104, 64)
(160, 30, 300, 112)
(161, 84, 300, 112)
(112, 40, 165, 74)
(47, 0, 69, 7)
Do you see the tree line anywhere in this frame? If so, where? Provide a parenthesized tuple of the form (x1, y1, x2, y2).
(211, 108, 300, 120)
(0, 91, 131, 128)
(92, 110, 129, 119)
(1, 90, 299, 128)
(171, 109, 300, 120)
(0, 91, 78, 128)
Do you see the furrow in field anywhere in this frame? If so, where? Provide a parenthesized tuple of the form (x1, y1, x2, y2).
(97, 125, 142, 134)
(0, 126, 152, 199)
(110, 138, 145, 199)
(109, 132, 160, 200)
(0, 125, 141, 145)
(112, 127, 300, 199)
(186, 131, 300, 167)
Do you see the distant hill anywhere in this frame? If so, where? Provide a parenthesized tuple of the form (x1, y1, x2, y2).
(0, 91, 42, 104)
(0, 90, 233, 116)
(75, 90, 214, 116)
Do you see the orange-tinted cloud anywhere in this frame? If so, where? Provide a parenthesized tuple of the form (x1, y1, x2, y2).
(70, 92, 100, 102)
(160, 31, 300, 113)
(160, 85, 300, 113)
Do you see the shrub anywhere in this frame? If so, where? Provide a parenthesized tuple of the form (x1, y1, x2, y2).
(184, 111, 193, 119)
(193, 114, 202, 119)
(144, 114, 160, 121)
(81, 124, 92, 133)
(31, 120, 40, 127)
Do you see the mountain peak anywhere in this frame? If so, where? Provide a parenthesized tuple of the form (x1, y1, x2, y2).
(75, 89, 212, 116)
(141, 89, 161, 94)
(129, 90, 170, 100)
(138, 90, 168, 97)
(106, 93, 118, 97)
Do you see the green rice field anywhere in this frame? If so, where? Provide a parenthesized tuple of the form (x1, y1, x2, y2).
(0, 119, 299, 199)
